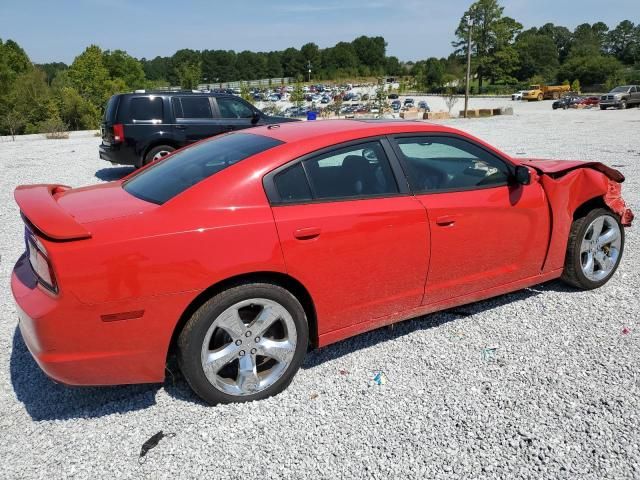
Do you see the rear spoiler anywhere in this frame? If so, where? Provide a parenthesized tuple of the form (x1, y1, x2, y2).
(14, 184, 91, 241)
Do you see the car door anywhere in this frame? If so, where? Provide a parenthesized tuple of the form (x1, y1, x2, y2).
(172, 96, 223, 144)
(390, 135, 551, 305)
(630, 86, 640, 105)
(266, 139, 430, 335)
(213, 96, 258, 131)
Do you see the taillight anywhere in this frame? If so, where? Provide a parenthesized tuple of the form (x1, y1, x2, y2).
(112, 123, 125, 143)
(27, 235, 57, 293)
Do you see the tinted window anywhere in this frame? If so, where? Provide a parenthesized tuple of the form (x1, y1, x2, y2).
(177, 97, 213, 118)
(274, 163, 312, 203)
(124, 133, 283, 204)
(302, 141, 398, 200)
(394, 136, 509, 193)
(217, 98, 254, 118)
(104, 95, 119, 121)
(129, 97, 163, 121)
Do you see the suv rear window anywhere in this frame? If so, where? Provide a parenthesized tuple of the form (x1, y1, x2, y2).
(129, 97, 163, 121)
(123, 133, 283, 204)
(103, 95, 119, 121)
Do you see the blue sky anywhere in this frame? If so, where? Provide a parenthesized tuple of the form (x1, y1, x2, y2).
(1, 0, 638, 64)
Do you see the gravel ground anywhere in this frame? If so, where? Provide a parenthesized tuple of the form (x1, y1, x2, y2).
(1, 102, 639, 479)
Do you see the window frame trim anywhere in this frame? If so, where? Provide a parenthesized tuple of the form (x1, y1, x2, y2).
(263, 135, 411, 206)
(387, 133, 517, 196)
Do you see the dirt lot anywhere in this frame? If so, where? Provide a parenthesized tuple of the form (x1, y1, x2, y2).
(1, 103, 638, 479)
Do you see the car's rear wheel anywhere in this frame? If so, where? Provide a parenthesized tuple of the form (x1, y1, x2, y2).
(538, 93, 544, 101)
(143, 145, 175, 166)
(178, 283, 308, 405)
(561, 208, 624, 290)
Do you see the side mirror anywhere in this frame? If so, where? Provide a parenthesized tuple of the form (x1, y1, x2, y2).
(251, 111, 261, 124)
(514, 165, 531, 185)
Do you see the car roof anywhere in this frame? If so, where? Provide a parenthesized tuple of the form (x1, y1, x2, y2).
(117, 91, 237, 98)
(248, 120, 465, 144)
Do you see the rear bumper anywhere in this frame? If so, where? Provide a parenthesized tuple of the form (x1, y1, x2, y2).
(99, 143, 137, 166)
(11, 254, 192, 386)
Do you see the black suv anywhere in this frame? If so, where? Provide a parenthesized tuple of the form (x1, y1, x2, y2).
(99, 91, 297, 167)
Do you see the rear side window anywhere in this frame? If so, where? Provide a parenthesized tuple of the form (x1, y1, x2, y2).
(175, 97, 213, 119)
(274, 163, 312, 203)
(123, 133, 283, 204)
(129, 97, 163, 121)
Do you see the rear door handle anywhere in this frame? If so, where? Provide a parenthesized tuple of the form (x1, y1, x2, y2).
(435, 215, 456, 226)
(175, 125, 186, 130)
(294, 227, 321, 240)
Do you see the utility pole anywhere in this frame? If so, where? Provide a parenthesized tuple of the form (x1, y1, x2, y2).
(464, 15, 473, 119)
(307, 61, 312, 83)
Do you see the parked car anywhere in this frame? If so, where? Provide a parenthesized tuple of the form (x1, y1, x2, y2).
(267, 93, 281, 102)
(320, 95, 331, 104)
(391, 100, 401, 112)
(600, 85, 640, 110)
(403, 98, 415, 107)
(552, 95, 583, 110)
(511, 91, 527, 101)
(580, 96, 600, 106)
(418, 101, 431, 112)
(387, 93, 399, 99)
(99, 91, 297, 168)
(12, 121, 633, 405)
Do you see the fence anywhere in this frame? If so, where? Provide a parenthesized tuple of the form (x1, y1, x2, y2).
(197, 77, 295, 90)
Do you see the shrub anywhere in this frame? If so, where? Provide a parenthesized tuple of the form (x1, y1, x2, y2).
(39, 117, 69, 139)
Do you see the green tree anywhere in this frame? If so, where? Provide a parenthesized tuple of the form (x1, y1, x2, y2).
(515, 29, 560, 81)
(558, 55, 622, 87)
(102, 50, 146, 90)
(607, 20, 640, 64)
(67, 45, 110, 107)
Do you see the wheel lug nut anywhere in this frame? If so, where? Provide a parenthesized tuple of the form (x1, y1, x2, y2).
(245, 331, 252, 337)
(235, 339, 242, 346)
(255, 336, 261, 343)
(239, 350, 245, 357)
(250, 348, 257, 354)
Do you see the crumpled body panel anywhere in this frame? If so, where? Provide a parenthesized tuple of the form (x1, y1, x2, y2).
(522, 162, 634, 273)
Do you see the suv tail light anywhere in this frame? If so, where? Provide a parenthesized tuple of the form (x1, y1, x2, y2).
(27, 234, 58, 293)
(112, 123, 125, 144)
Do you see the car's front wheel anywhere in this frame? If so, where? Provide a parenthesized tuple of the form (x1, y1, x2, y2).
(561, 208, 624, 290)
(178, 283, 308, 405)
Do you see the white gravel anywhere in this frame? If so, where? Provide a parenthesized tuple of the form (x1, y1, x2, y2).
(1, 102, 639, 479)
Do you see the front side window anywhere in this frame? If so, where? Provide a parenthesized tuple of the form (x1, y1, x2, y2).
(124, 133, 282, 204)
(129, 97, 163, 121)
(394, 136, 509, 193)
(217, 97, 254, 119)
(302, 141, 398, 200)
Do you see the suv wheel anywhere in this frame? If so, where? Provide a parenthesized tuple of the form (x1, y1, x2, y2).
(144, 145, 175, 166)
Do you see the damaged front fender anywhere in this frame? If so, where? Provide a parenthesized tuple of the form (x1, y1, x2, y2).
(520, 160, 634, 273)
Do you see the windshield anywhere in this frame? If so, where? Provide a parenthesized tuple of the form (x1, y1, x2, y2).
(610, 87, 629, 93)
(123, 133, 283, 204)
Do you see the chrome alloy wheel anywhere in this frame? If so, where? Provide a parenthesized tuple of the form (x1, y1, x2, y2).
(200, 298, 297, 396)
(579, 215, 622, 282)
(152, 150, 171, 161)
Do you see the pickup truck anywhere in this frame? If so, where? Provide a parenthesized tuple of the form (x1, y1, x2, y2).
(522, 84, 571, 101)
(600, 85, 640, 110)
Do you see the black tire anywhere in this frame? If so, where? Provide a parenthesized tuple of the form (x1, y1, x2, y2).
(619, 101, 627, 110)
(561, 208, 625, 290)
(178, 283, 309, 405)
(600, 105, 607, 110)
(143, 145, 175, 166)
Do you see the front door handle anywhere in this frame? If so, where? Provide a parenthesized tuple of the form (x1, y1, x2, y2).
(294, 227, 321, 240)
(435, 215, 456, 226)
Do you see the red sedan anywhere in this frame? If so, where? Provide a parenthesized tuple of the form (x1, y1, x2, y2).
(11, 121, 634, 404)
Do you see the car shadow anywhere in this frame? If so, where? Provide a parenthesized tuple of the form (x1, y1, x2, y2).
(9, 279, 573, 419)
(94, 166, 135, 182)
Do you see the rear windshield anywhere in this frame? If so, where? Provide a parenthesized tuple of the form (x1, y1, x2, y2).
(103, 95, 119, 122)
(123, 133, 283, 204)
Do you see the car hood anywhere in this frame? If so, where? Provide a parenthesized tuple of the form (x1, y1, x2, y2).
(519, 158, 625, 182)
(56, 181, 157, 224)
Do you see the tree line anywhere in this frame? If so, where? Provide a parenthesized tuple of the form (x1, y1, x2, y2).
(1, 0, 640, 136)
